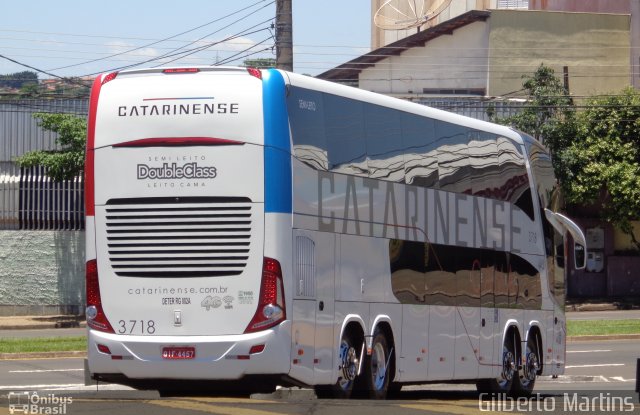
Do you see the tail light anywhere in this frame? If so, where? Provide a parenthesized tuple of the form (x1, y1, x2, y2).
(163, 68, 200, 74)
(86, 259, 114, 333)
(246, 67, 262, 79)
(244, 258, 286, 333)
(85, 75, 104, 217)
(101, 71, 119, 85)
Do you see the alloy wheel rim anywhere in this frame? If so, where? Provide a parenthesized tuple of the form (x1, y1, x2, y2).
(371, 342, 387, 390)
(338, 340, 358, 389)
(499, 349, 516, 387)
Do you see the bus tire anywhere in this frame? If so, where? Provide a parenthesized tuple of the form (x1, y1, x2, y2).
(364, 330, 390, 399)
(513, 333, 540, 396)
(476, 335, 517, 395)
(315, 330, 361, 399)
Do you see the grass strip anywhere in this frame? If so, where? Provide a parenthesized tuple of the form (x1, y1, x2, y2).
(567, 319, 640, 336)
(0, 336, 86, 354)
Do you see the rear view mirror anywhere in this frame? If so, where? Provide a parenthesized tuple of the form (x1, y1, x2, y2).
(545, 209, 587, 271)
(574, 243, 586, 270)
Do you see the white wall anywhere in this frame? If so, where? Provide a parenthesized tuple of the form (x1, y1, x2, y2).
(371, 0, 497, 48)
(360, 20, 490, 95)
(0, 230, 84, 316)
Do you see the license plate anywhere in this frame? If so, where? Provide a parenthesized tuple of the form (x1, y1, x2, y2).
(162, 346, 195, 360)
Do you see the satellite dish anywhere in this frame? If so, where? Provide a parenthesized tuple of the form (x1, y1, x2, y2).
(374, 0, 452, 30)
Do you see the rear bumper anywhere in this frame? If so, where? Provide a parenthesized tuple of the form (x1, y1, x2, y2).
(87, 321, 292, 380)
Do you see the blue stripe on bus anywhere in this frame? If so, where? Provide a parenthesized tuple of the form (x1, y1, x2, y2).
(262, 69, 292, 213)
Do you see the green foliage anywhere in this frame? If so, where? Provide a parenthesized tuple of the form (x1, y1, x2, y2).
(492, 65, 640, 251)
(14, 113, 87, 181)
(0, 70, 38, 89)
(18, 82, 41, 98)
(492, 64, 577, 156)
(564, 89, 640, 250)
(243, 58, 276, 69)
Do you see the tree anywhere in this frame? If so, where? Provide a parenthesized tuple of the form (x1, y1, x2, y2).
(493, 65, 640, 252)
(18, 82, 41, 98)
(563, 88, 640, 251)
(0, 71, 38, 89)
(491, 64, 577, 157)
(14, 113, 87, 181)
(243, 58, 276, 69)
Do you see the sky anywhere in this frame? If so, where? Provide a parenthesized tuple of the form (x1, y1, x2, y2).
(0, 0, 371, 79)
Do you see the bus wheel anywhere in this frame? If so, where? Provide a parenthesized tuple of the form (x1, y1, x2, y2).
(364, 330, 390, 399)
(514, 334, 539, 396)
(316, 331, 360, 399)
(476, 336, 517, 394)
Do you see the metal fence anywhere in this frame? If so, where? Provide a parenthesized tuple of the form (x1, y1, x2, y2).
(0, 99, 88, 164)
(18, 166, 84, 230)
(0, 164, 19, 229)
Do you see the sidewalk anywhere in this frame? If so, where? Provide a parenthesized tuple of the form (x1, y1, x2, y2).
(0, 315, 85, 330)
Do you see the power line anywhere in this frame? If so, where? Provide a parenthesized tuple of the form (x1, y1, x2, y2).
(213, 37, 274, 66)
(150, 2, 274, 67)
(0, 54, 90, 89)
(81, 22, 274, 76)
(5, 27, 640, 51)
(47, 0, 274, 72)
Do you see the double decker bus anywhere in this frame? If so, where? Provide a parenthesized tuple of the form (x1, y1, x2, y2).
(85, 66, 586, 398)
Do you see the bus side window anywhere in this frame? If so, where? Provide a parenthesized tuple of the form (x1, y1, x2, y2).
(401, 112, 439, 189)
(287, 87, 328, 171)
(389, 239, 426, 304)
(468, 132, 500, 198)
(364, 104, 404, 182)
(435, 121, 472, 194)
(323, 94, 367, 176)
(553, 228, 566, 306)
(497, 136, 534, 220)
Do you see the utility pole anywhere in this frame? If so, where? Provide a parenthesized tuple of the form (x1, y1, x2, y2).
(275, 0, 293, 71)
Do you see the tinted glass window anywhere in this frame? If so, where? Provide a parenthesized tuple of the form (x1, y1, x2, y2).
(497, 136, 533, 218)
(287, 86, 328, 170)
(324, 94, 367, 176)
(493, 251, 509, 308)
(552, 229, 565, 307)
(455, 245, 481, 308)
(402, 113, 439, 188)
(389, 241, 542, 309)
(468, 131, 500, 197)
(389, 240, 426, 304)
(435, 121, 471, 194)
(509, 253, 542, 309)
(528, 144, 557, 211)
(424, 243, 456, 306)
(480, 250, 496, 308)
(364, 104, 404, 182)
